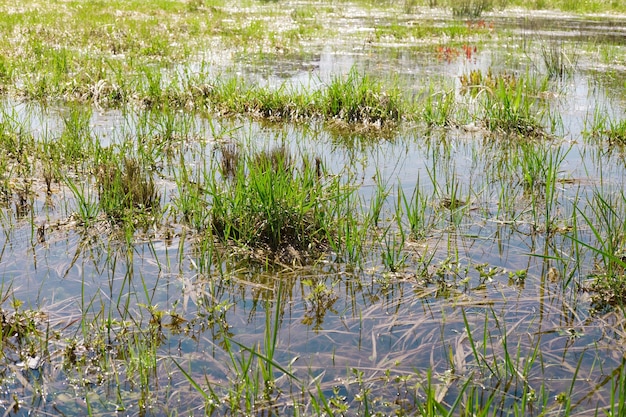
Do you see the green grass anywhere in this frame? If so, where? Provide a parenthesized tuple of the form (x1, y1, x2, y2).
(421, 87, 456, 128)
(587, 111, 626, 146)
(206, 145, 354, 264)
(96, 156, 161, 223)
(448, 0, 494, 18)
(323, 69, 402, 127)
(571, 189, 626, 312)
(540, 40, 577, 79)
(481, 72, 547, 137)
(0, 0, 626, 415)
(399, 182, 430, 240)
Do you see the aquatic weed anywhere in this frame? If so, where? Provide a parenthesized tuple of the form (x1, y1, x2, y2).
(208, 146, 351, 264)
(540, 40, 577, 79)
(96, 155, 161, 223)
(323, 68, 401, 128)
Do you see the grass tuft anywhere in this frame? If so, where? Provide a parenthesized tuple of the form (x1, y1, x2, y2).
(323, 68, 401, 128)
(482, 73, 546, 137)
(606, 119, 626, 146)
(540, 40, 577, 78)
(449, 0, 493, 18)
(96, 156, 161, 222)
(208, 146, 350, 264)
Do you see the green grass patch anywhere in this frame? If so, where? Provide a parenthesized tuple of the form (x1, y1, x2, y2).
(322, 68, 402, 127)
(207, 145, 353, 264)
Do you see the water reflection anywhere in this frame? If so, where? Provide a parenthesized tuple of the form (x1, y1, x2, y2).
(1, 6, 626, 415)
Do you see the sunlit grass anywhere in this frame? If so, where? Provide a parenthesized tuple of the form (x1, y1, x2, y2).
(207, 145, 352, 264)
(0, 0, 625, 415)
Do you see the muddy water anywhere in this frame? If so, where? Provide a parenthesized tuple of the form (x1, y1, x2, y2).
(1, 7, 626, 416)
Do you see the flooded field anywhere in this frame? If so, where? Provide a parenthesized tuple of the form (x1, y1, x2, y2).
(1, 0, 626, 415)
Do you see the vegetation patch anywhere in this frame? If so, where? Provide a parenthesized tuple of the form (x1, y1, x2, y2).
(540, 40, 578, 79)
(322, 69, 401, 128)
(448, 0, 494, 17)
(1, 0, 626, 415)
(96, 156, 161, 222)
(460, 68, 548, 137)
(208, 146, 349, 265)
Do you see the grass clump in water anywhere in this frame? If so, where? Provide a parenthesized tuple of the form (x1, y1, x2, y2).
(458, 68, 548, 136)
(448, 0, 493, 17)
(605, 120, 626, 146)
(589, 114, 626, 147)
(0, 298, 46, 356)
(477, 71, 546, 137)
(207, 69, 402, 129)
(540, 40, 577, 79)
(208, 146, 348, 264)
(460, 68, 517, 97)
(322, 69, 402, 128)
(96, 155, 161, 223)
(574, 191, 626, 313)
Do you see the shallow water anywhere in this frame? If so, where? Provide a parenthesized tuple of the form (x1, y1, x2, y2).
(1, 4, 626, 416)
